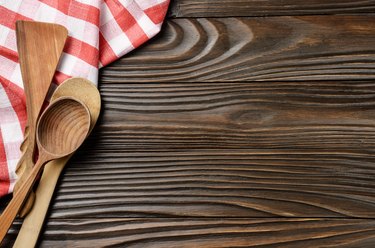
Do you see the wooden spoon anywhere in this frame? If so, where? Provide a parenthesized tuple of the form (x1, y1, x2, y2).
(14, 78, 101, 248)
(14, 20, 68, 217)
(0, 97, 91, 243)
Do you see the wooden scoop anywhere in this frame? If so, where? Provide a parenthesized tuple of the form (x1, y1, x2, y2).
(14, 20, 68, 217)
(0, 97, 91, 243)
(14, 78, 101, 248)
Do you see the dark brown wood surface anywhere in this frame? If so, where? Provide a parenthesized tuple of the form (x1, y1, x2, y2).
(4, 219, 375, 247)
(97, 82, 375, 150)
(53, 148, 375, 218)
(169, 0, 375, 17)
(2, 0, 375, 247)
(102, 16, 375, 82)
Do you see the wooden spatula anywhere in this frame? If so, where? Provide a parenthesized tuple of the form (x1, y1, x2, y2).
(14, 21, 68, 217)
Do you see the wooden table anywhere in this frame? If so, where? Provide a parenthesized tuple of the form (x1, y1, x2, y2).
(3, 0, 375, 246)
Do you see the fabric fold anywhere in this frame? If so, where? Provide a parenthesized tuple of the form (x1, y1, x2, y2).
(0, 0, 170, 197)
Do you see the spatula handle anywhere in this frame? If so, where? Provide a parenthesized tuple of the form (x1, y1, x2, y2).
(13, 148, 37, 218)
(0, 155, 47, 243)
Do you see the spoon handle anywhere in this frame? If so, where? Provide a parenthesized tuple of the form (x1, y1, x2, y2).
(0, 154, 48, 242)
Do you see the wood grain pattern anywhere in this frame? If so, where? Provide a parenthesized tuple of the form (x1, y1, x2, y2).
(98, 82, 375, 150)
(47, 148, 375, 218)
(4, 219, 375, 247)
(169, 0, 375, 17)
(101, 16, 375, 82)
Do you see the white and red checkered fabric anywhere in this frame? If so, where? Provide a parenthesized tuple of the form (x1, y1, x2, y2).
(0, 0, 169, 197)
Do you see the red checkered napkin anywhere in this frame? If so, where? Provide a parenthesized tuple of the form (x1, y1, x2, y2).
(0, 0, 170, 197)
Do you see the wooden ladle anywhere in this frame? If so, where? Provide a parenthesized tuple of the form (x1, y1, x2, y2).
(14, 78, 101, 247)
(0, 97, 90, 242)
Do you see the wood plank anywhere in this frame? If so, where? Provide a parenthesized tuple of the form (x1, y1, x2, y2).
(46, 148, 375, 218)
(98, 82, 375, 150)
(4, 219, 375, 247)
(169, 0, 375, 17)
(33, 218, 375, 247)
(39, 81, 375, 218)
(101, 16, 375, 82)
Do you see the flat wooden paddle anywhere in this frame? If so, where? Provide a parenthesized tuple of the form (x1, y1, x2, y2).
(14, 21, 68, 217)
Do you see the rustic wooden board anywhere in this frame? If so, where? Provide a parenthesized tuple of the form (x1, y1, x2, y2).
(101, 16, 375, 83)
(36, 80, 374, 218)
(5, 219, 375, 247)
(97, 82, 375, 150)
(2, 11, 375, 246)
(169, 0, 375, 17)
(47, 148, 375, 218)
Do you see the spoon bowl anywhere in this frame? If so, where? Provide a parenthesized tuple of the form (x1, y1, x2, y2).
(37, 98, 91, 158)
(0, 97, 90, 242)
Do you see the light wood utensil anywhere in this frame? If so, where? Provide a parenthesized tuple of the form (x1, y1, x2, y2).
(0, 97, 90, 243)
(14, 20, 68, 217)
(14, 78, 101, 248)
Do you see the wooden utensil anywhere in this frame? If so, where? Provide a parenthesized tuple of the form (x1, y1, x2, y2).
(14, 78, 101, 248)
(14, 20, 68, 217)
(0, 97, 90, 243)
